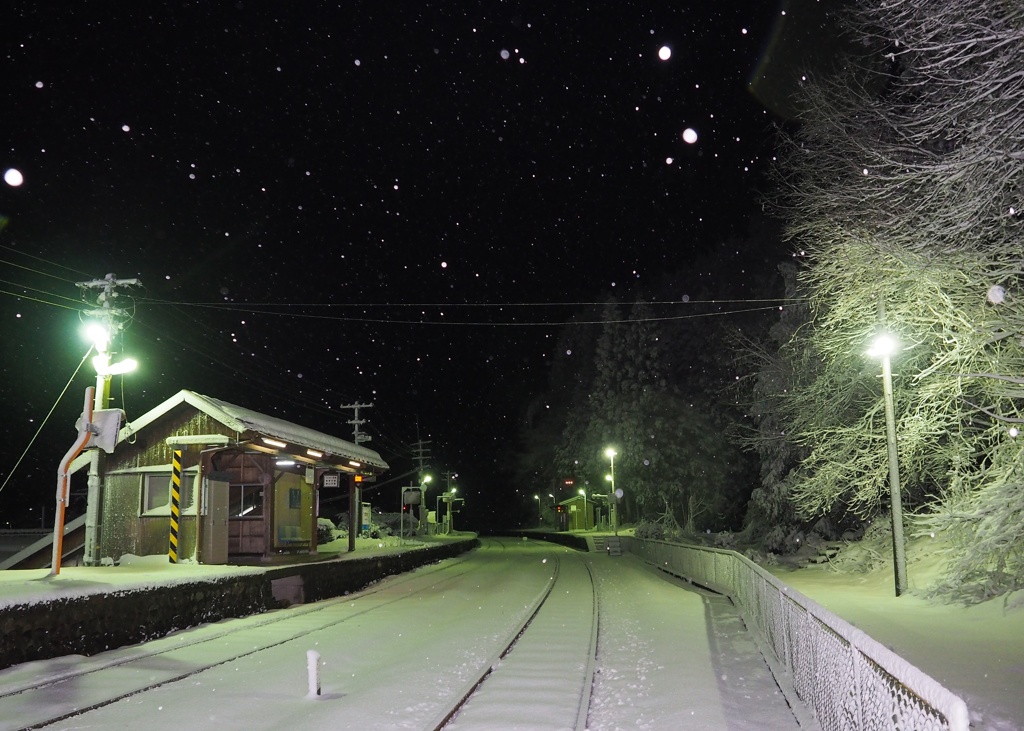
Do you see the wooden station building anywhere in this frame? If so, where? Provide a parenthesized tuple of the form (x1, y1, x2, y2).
(69, 390, 389, 564)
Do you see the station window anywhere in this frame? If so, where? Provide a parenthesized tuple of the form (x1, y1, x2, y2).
(143, 474, 171, 512)
(229, 484, 264, 517)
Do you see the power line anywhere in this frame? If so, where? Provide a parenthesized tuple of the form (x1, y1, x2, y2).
(0, 347, 94, 496)
(139, 296, 807, 308)
(0, 244, 94, 279)
(0, 278, 85, 306)
(132, 300, 793, 327)
(0, 288, 83, 310)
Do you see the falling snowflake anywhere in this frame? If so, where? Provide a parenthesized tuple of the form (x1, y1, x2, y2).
(682, 128, 698, 144)
(4, 168, 24, 187)
(988, 284, 1006, 304)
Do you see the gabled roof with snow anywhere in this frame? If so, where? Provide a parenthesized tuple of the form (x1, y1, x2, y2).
(122, 389, 389, 471)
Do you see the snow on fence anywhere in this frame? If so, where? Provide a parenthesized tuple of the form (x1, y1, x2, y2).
(622, 537, 970, 731)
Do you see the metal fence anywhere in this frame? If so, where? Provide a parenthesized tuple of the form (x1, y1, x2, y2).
(622, 537, 970, 731)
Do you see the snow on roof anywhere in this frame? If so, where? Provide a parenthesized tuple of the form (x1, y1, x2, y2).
(121, 390, 388, 471)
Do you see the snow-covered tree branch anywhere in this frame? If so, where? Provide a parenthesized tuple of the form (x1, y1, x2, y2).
(748, 0, 1024, 599)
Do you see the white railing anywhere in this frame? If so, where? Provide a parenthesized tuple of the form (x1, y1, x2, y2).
(622, 537, 969, 731)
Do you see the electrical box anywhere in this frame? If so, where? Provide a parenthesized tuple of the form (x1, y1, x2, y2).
(90, 408, 125, 453)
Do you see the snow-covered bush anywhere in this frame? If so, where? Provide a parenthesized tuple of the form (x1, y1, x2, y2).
(633, 520, 664, 541)
(316, 518, 336, 545)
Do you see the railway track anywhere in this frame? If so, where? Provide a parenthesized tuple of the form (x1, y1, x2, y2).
(3, 552, 482, 730)
(433, 550, 599, 731)
(1, 539, 601, 731)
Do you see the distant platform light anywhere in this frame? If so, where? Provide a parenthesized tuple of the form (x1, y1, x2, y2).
(682, 128, 698, 144)
(658, 46, 671, 61)
(4, 168, 24, 187)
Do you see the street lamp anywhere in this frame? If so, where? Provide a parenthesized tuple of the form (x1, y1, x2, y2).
(448, 487, 457, 533)
(83, 322, 137, 566)
(868, 332, 908, 597)
(534, 494, 541, 527)
(578, 487, 587, 530)
(605, 448, 617, 535)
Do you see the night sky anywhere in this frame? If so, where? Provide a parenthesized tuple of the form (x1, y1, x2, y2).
(1, 2, 802, 528)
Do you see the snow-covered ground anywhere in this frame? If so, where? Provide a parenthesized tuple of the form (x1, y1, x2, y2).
(0, 533, 1020, 730)
(0, 538, 799, 730)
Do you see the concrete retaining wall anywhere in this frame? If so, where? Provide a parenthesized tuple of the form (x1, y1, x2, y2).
(491, 529, 589, 551)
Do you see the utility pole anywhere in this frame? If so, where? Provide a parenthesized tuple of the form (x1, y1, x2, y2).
(410, 425, 432, 532)
(411, 439, 432, 474)
(77, 273, 141, 566)
(340, 402, 373, 444)
(440, 470, 458, 535)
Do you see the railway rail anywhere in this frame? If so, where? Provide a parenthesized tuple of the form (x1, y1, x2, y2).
(1, 539, 601, 731)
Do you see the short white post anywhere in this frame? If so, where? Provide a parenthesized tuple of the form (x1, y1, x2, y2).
(306, 649, 321, 697)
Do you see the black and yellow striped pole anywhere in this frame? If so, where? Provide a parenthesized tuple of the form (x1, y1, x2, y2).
(168, 449, 182, 563)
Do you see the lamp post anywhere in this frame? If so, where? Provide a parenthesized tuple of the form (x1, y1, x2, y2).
(435, 493, 442, 535)
(868, 333, 908, 597)
(420, 474, 432, 534)
(578, 487, 587, 530)
(83, 323, 137, 566)
(604, 448, 617, 535)
(448, 487, 457, 533)
(534, 494, 542, 527)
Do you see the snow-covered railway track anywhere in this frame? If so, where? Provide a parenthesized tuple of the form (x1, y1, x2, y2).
(2, 554, 481, 730)
(1, 539, 597, 731)
(429, 550, 600, 731)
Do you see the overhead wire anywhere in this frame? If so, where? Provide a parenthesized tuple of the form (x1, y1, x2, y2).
(140, 297, 805, 308)
(0, 288, 83, 310)
(125, 291, 415, 453)
(0, 244, 94, 279)
(135, 298, 798, 327)
(1, 265, 794, 467)
(0, 345, 95, 495)
(0, 257, 82, 285)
